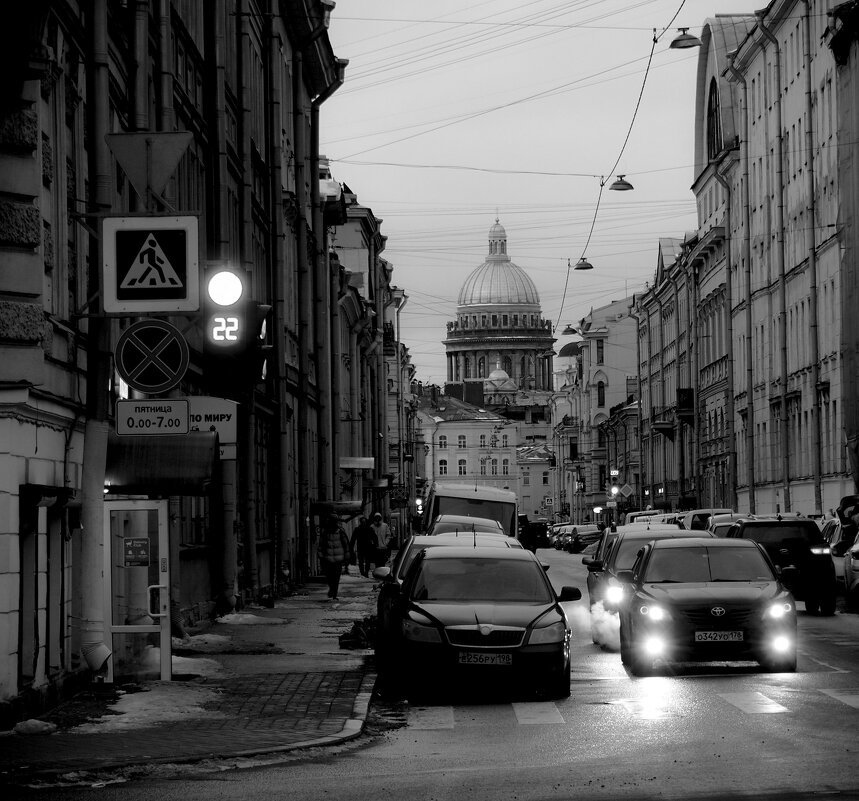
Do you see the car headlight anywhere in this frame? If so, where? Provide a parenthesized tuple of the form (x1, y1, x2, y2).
(765, 601, 794, 619)
(639, 604, 670, 621)
(402, 613, 443, 643)
(605, 584, 625, 605)
(529, 620, 569, 645)
(809, 546, 831, 556)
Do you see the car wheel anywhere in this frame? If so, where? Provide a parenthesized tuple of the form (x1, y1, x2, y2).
(628, 634, 653, 676)
(819, 590, 837, 617)
(548, 658, 571, 699)
(804, 595, 820, 615)
(619, 622, 631, 666)
(760, 651, 797, 672)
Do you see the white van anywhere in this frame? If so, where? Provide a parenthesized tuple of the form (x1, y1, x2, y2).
(681, 508, 734, 531)
(422, 482, 519, 538)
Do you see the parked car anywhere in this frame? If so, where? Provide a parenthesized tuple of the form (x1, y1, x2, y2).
(372, 532, 523, 666)
(680, 508, 734, 531)
(707, 513, 753, 537)
(585, 525, 711, 645)
(820, 517, 857, 590)
(725, 517, 837, 615)
(845, 539, 859, 611)
(551, 524, 574, 550)
(565, 524, 602, 553)
(389, 545, 582, 699)
(625, 513, 681, 527)
(615, 537, 798, 676)
(424, 514, 506, 537)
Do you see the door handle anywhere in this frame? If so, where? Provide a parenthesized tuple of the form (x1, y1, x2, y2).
(148, 584, 168, 618)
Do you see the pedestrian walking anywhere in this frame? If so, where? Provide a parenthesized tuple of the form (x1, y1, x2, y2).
(370, 512, 392, 567)
(319, 514, 351, 601)
(350, 516, 375, 577)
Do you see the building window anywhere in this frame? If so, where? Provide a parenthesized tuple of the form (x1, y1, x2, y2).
(542, 471, 549, 485)
(480, 461, 487, 475)
(439, 459, 448, 476)
(458, 435, 466, 449)
(480, 434, 486, 447)
(491, 459, 498, 475)
(438, 435, 447, 449)
(596, 339, 604, 364)
(597, 381, 605, 407)
(458, 459, 467, 476)
(502, 459, 509, 475)
(502, 434, 508, 447)
(523, 473, 530, 485)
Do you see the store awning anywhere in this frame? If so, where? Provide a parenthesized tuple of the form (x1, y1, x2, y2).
(105, 431, 219, 495)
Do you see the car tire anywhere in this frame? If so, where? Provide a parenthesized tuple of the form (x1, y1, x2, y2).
(628, 633, 653, 676)
(760, 651, 797, 672)
(548, 658, 571, 699)
(619, 623, 631, 666)
(804, 595, 820, 615)
(819, 589, 837, 617)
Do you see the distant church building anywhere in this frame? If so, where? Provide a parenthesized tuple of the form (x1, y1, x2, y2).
(444, 220, 555, 391)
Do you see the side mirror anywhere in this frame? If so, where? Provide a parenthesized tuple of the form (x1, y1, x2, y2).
(586, 559, 604, 572)
(372, 566, 391, 581)
(616, 570, 635, 583)
(558, 586, 582, 602)
(779, 565, 799, 589)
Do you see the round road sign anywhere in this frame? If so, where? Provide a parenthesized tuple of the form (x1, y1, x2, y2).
(115, 319, 189, 394)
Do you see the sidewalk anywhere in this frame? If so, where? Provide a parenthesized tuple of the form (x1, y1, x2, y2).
(0, 571, 380, 787)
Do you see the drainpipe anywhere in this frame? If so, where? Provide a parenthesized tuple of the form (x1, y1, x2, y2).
(79, 0, 112, 675)
(670, 273, 684, 504)
(714, 167, 738, 512)
(727, 58, 756, 513)
(627, 298, 644, 509)
(802, 0, 823, 514)
(311, 60, 346, 505)
(293, 50, 312, 580)
(689, 260, 700, 506)
(757, 11, 791, 513)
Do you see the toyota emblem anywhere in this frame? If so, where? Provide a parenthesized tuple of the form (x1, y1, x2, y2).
(711, 607, 726, 617)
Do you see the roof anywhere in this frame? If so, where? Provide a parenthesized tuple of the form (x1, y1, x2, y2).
(651, 537, 756, 549)
(457, 220, 540, 308)
(420, 545, 537, 561)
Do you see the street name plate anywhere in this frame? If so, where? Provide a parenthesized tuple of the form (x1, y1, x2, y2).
(116, 399, 190, 435)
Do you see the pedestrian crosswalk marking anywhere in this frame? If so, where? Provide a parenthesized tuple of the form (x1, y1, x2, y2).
(717, 691, 788, 713)
(120, 234, 183, 289)
(819, 689, 859, 709)
(512, 702, 564, 724)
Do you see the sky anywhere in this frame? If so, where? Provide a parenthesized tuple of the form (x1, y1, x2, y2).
(320, 1, 749, 385)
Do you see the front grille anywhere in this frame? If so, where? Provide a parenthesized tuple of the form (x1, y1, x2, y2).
(445, 627, 524, 647)
(682, 607, 753, 628)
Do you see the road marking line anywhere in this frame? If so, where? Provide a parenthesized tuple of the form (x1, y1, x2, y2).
(407, 706, 455, 729)
(512, 702, 564, 724)
(718, 691, 787, 713)
(819, 689, 859, 709)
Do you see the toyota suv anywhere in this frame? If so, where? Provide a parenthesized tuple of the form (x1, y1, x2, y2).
(724, 517, 836, 615)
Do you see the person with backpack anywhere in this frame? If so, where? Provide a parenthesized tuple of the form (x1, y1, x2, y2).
(319, 514, 351, 601)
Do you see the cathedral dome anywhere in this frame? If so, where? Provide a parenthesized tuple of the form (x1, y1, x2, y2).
(457, 220, 540, 308)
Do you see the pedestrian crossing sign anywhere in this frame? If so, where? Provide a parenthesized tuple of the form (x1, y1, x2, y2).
(102, 215, 199, 313)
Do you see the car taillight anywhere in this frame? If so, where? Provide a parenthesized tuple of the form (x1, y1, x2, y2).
(809, 546, 831, 556)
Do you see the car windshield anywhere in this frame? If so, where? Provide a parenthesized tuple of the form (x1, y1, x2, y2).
(431, 522, 499, 534)
(644, 546, 774, 582)
(411, 558, 554, 603)
(613, 536, 676, 570)
(741, 524, 823, 545)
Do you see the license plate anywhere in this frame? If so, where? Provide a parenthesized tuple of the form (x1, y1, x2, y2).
(695, 630, 743, 642)
(458, 651, 512, 666)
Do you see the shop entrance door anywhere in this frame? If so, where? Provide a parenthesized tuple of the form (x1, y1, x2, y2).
(103, 499, 171, 682)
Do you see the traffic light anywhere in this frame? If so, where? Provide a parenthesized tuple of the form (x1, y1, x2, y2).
(248, 302, 273, 383)
(203, 267, 249, 356)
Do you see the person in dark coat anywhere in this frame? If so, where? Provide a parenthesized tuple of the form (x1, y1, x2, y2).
(350, 516, 375, 577)
(319, 514, 350, 601)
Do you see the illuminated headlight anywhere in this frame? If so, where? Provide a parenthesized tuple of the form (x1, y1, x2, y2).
(402, 615, 443, 643)
(605, 585, 625, 605)
(639, 605, 669, 621)
(770, 634, 792, 653)
(809, 546, 831, 556)
(529, 621, 568, 645)
(765, 601, 794, 619)
(643, 635, 666, 656)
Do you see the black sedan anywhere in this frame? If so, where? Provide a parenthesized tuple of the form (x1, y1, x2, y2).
(616, 537, 798, 676)
(391, 546, 582, 699)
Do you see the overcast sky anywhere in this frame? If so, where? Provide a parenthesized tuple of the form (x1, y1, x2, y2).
(320, 1, 748, 385)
